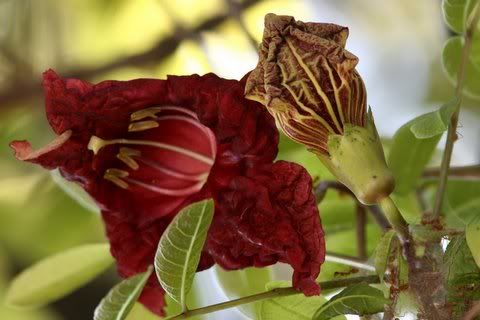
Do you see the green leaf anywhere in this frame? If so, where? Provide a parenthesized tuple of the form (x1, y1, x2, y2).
(154, 199, 214, 308)
(214, 266, 273, 319)
(442, 35, 480, 99)
(5, 244, 113, 307)
(443, 236, 480, 284)
(443, 0, 469, 33)
(466, 222, 480, 268)
(444, 180, 480, 224)
(94, 267, 153, 320)
(442, 0, 480, 33)
(257, 281, 346, 320)
(409, 98, 458, 139)
(442, 236, 480, 317)
(313, 283, 388, 320)
(374, 230, 396, 280)
(388, 118, 442, 195)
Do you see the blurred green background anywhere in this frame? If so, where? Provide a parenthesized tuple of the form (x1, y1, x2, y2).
(0, 0, 478, 319)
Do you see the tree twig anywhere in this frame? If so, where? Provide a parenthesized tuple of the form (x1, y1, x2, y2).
(423, 164, 480, 180)
(0, 0, 261, 107)
(169, 275, 380, 319)
(432, 2, 480, 218)
(225, 0, 258, 50)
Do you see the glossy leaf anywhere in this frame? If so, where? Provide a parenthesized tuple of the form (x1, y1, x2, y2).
(409, 98, 457, 139)
(94, 267, 153, 320)
(214, 266, 273, 319)
(388, 118, 441, 195)
(257, 281, 346, 320)
(466, 222, 480, 268)
(443, 0, 469, 33)
(374, 230, 396, 281)
(442, 0, 480, 33)
(5, 244, 113, 307)
(313, 283, 388, 320)
(154, 199, 214, 308)
(442, 35, 480, 99)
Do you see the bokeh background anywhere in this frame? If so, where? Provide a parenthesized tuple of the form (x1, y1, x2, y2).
(0, 0, 479, 319)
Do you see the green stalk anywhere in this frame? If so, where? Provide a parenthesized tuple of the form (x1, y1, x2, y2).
(379, 197, 409, 245)
(432, 2, 480, 217)
(168, 275, 380, 320)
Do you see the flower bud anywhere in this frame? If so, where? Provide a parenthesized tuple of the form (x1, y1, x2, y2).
(246, 14, 394, 204)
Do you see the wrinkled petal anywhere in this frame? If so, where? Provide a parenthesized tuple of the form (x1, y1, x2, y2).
(9, 70, 323, 315)
(43, 69, 169, 139)
(207, 160, 325, 295)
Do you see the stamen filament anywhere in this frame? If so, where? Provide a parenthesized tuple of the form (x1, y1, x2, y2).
(138, 157, 209, 182)
(126, 177, 206, 196)
(88, 136, 214, 165)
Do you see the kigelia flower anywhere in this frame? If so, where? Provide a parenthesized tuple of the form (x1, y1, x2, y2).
(10, 70, 325, 315)
(245, 14, 395, 205)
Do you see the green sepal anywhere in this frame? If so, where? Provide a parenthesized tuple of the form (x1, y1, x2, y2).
(318, 110, 394, 205)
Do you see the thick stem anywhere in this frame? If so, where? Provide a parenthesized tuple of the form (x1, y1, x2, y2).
(432, 2, 480, 218)
(169, 275, 380, 319)
(378, 197, 409, 245)
(356, 204, 368, 259)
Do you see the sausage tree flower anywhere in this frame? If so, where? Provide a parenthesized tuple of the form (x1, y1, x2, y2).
(10, 70, 325, 315)
(245, 14, 395, 205)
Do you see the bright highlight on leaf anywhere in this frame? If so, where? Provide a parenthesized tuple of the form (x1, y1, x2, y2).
(154, 199, 214, 309)
(388, 117, 442, 195)
(466, 222, 480, 268)
(5, 244, 113, 307)
(441, 0, 480, 99)
(442, 35, 480, 99)
(313, 283, 388, 320)
(409, 98, 458, 139)
(374, 230, 396, 281)
(257, 281, 343, 320)
(94, 266, 153, 320)
(443, 0, 470, 33)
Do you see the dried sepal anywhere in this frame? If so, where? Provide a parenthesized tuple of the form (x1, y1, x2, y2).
(246, 13, 367, 155)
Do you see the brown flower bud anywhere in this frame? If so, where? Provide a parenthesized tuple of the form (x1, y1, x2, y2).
(246, 14, 395, 205)
(245, 13, 366, 155)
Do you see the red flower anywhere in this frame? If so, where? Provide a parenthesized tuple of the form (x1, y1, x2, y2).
(10, 70, 325, 315)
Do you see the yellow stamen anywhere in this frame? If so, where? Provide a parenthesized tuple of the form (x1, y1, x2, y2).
(117, 147, 141, 170)
(88, 136, 108, 155)
(87, 136, 214, 165)
(104, 168, 129, 189)
(128, 120, 159, 132)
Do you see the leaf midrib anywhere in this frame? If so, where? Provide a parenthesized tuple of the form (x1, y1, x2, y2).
(315, 294, 382, 317)
(115, 269, 151, 320)
(180, 201, 208, 308)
